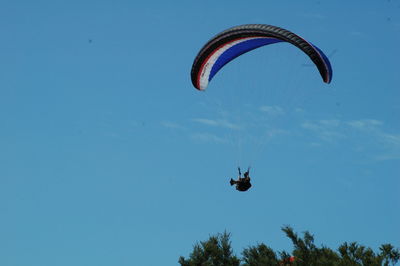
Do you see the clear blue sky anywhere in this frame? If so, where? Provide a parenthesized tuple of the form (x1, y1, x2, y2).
(1, 0, 399, 265)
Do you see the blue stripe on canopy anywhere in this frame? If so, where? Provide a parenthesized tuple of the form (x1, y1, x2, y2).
(209, 37, 283, 81)
(311, 44, 333, 83)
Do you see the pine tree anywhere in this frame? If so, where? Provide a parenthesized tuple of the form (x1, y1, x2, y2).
(179, 226, 399, 266)
(179, 231, 240, 266)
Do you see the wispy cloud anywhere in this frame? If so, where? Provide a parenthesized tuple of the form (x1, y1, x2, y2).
(302, 118, 400, 161)
(319, 119, 341, 127)
(375, 152, 400, 161)
(374, 132, 400, 161)
(161, 120, 186, 130)
(301, 119, 344, 142)
(259, 105, 285, 116)
(264, 128, 289, 139)
(382, 133, 400, 146)
(347, 119, 383, 130)
(192, 118, 241, 130)
(191, 133, 227, 144)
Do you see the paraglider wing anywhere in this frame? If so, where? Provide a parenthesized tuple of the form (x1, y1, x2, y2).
(191, 24, 333, 90)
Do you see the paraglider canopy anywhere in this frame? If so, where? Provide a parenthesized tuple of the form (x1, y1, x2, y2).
(191, 24, 332, 91)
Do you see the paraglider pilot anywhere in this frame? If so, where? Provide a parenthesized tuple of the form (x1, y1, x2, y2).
(230, 167, 252, 191)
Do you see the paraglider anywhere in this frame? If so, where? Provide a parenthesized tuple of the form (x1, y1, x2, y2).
(191, 24, 332, 91)
(230, 167, 252, 192)
(190, 24, 333, 191)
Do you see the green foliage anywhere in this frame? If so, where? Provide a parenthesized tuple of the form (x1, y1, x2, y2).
(178, 231, 240, 266)
(338, 242, 400, 266)
(179, 226, 399, 266)
(242, 243, 278, 266)
(282, 225, 340, 265)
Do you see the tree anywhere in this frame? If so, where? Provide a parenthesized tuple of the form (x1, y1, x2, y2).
(179, 226, 399, 266)
(178, 231, 240, 266)
(241, 243, 278, 265)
